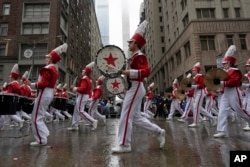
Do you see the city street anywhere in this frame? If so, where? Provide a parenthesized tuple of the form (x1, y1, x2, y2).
(0, 117, 250, 167)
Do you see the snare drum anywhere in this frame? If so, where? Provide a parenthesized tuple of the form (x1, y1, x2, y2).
(95, 45, 126, 78)
(106, 77, 126, 95)
(22, 98, 34, 114)
(51, 97, 67, 110)
(0, 94, 18, 115)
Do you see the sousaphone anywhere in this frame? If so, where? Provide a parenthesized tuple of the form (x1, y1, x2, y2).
(204, 68, 228, 91)
(176, 89, 186, 101)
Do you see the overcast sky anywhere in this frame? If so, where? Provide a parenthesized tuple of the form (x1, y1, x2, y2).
(109, 0, 143, 48)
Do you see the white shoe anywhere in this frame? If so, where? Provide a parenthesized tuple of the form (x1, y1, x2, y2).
(166, 117, 173, 121)
(211, 118, 217, 126)
(157, 129, 165, 149)
(213, 132, 228, 138)
(53, 119, 59, 122)
(103, 117, 106, 124)
(67, 126, 79, 131)
(92, 120, 98, 130)
(30, 141, 47, 146)
(243, 125, 250, 131)
(111, 145, 131, 153)
(202, 117, 209, 121)
(188, 123, 198, 128)
(177, 118, 185, 123)
(19, 120, 24, 129)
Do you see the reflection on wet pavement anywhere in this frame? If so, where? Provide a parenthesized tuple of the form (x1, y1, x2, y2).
(0, 117, 250, 167)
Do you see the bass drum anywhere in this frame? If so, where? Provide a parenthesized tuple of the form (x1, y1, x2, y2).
(0, 94, 18, 115)
(95, 45, 126, 78)
(106, 77, 126, 95)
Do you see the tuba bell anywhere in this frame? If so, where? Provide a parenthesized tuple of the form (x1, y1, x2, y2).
(180, 77, 194, 91)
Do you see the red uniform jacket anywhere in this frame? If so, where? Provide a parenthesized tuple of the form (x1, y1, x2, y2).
(35, 64, 59, 89)
(129, 52, 150, 81)
(61, 90, 68, 98)
(223, 68, 242, 87)
(76, 76, 92, 97)
(20, 84, 32, 98)
(193, 73, 205, 89)
(146, 91, 153, 100)
(6, 81, 21, 95)
(91, 85, 103, 100)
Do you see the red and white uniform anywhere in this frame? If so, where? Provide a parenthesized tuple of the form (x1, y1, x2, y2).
(71, 75, 96, 127)
(191, 73, 205, 124)
(167, 88, 183, 119)
(143, 90, 155, 117)
(30, 64, 58, 145)
(118, 50, 163, 147)
(180, 89, 194, 120)
(88, 85, 106, 121)
(217, 67, 250, 133)
(60, 88, 72, 119)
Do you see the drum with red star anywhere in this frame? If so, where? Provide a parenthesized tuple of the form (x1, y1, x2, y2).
(95, 45, 126, 78)
(106, 77, 126, 95)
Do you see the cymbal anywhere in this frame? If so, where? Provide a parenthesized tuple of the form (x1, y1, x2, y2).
(180, 78, 194, 91)
(204, 68, 228, 91)
(176, 89, 186, 101)
(241, 75, 249, 83)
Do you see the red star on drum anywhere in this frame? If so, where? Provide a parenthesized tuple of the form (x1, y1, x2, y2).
(112, 79, 120, 89)
(104, 53, 118, 67)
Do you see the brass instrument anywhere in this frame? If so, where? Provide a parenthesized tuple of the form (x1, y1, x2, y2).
(176, 89, 186, 101)
(204, 68, 228, 92)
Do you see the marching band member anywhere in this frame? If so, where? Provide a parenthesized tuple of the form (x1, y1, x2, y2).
(111, 20, 165, 153)
(51, 84, 65, 121)
(24, 43, 68, 146)
(67, 62, 98, 131)
(188, 62, 216, 127)
(88, 75, 106, 124)
(177, 73, 194, 123)
(6, 64, 25, 128)
(18, 71, 32, 121)
(0, 82, 8, 129)
(213, 45, 250, 138)
(142, 82, 155, 118)
(61, 83, 73, 119)
(240, 59, 250, 131)
(166, 79, 184, 121)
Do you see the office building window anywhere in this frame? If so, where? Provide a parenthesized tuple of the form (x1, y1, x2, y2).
(176, 51, 181, 65)
(200, 36, 215, 50)
(226, 35, 233, 47)
(162, 47, 165, 54)
(196, 8, 215, 19)
(0, 65, 3, 82)
(235, 8, 240, 18)
(3, 4, 11, 15)
(181, 0, 187, 10)
(184, 41, 191, 58)
(0, 24, 8, 36)
(182, 14, 189, 27)
(22, 23, 49, 35)
(0, 44, 6, 56)
(239, 34, 247, 50)
(223, 8, 229, 18)
(20, 43, 48, 60)
(24, 4, 50, 18)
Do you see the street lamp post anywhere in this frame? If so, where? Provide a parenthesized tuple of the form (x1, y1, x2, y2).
(5, 35, 63, 80)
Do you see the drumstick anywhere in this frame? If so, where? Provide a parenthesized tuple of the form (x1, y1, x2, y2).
(106, 64, 120, 72)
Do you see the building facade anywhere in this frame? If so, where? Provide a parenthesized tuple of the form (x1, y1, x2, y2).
(144, 0, 250, 94)
(0, 0, 102, 88)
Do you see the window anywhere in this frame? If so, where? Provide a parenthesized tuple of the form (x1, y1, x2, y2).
(181, 0, 187, 10)
(60, 15, 68, 32)
(161, 36, 165, 43)
(196, 8, 215, 19)
(184, 41, 191, 58)
(3, 4, 11, 15)
(160, 26, 163, 32)
(21, 43, 48, 60)
(159, 7, 162, 13)
(235, 8, 240, 18)
(22, 23, 49, 35)
(200, 36, 215, 50)
(0, 24, 8, 36)
(226, 35, 233, 47)
(0, 44, 6, 56)
(0, 65, 3, 82)
(162, 47, 165, 54)
(182, 14, 189, 27)
(223, 8, 229, 18)
(239, 34, 247, 50)
(176, 51, 181, 65)
(24, 4, 50, 18)
(159, 16, 163, 22)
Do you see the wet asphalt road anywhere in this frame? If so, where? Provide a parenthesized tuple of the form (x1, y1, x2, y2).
(0, 117, 250, 167)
